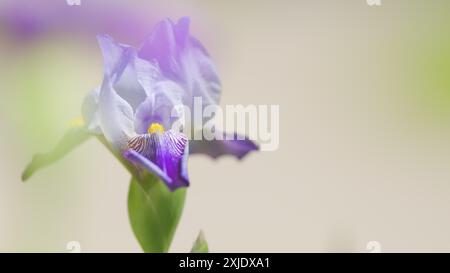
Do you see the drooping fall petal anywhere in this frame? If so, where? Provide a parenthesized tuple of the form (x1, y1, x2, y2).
(190, 132, 259, 159)
(123, 130, 189, 191)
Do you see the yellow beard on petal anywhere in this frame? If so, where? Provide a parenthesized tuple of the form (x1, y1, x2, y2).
(148, 123, 165, 134)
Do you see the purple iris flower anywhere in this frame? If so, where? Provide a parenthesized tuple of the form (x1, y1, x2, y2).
(80, 17, 258, 191)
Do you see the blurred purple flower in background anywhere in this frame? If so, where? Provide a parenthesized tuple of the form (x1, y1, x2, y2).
(0, 0, 152, 43)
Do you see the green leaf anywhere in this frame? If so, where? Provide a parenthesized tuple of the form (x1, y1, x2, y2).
(128, 175, 186, 253)
(22, 125, 90, 181)
(191, 230, 209, 253)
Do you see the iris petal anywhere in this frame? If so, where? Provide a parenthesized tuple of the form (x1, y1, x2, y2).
(123, 130, 189, 191)
(139, 17, 221, 111)
(97, 35, 153, 111)
(190, 132, 259, 159)
(97, 34, 131, 79)
(98, 77, 135, 150)
(134, 80, 185, 135)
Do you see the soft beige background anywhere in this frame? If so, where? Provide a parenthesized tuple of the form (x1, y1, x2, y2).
(2, 0, 450, 252)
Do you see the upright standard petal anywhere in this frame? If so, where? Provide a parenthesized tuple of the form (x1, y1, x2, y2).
(97, 34, 131, 79)
(139, 17, 221, 111)
(123, 130, 189, 191)
(134, 80, 185, 135)
(189, 132, 259, 160)
(97, 35, 150, 111)
(98, 77, 135, 150)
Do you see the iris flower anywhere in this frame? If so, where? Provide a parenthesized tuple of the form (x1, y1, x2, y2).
(22, 17, 258, 191)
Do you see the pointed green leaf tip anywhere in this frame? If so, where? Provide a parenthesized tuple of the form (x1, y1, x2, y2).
(191, 231, 209, 253)
(21, 125, 90, 181)
(128, 175, 186, 253)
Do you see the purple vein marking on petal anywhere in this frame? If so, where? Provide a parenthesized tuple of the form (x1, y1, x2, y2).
(124, 130, 189, 191)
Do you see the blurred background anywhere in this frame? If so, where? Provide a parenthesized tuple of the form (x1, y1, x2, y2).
(1, 0, 450, 252)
